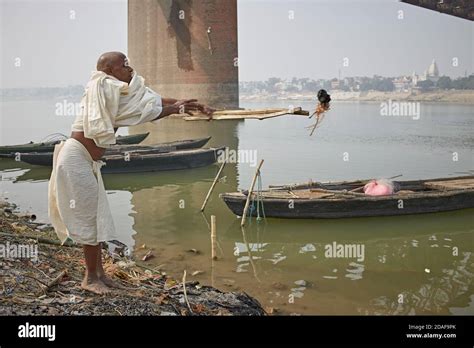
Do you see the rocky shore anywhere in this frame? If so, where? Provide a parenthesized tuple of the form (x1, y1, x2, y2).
(0, 200, 266, 316)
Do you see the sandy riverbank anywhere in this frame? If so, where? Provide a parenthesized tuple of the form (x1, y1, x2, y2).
(0, 200, 266, 316)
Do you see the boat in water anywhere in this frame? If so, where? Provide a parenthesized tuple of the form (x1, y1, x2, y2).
(97, 147, 225, 174)
(8, 137, 212, 166)
(220, 176, 474, 219)
(0, 132, 150, 155)
(14, 146, 224, 174)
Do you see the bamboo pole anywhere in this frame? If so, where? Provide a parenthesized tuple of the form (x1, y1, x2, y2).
(200, 161, 226, 212)
(183, 107, 310, 121)
(211, 215, 217, 261)
(241, 160, 264, 227)
(211, 258, 215, 288)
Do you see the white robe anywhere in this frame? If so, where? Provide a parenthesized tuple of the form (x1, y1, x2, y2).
(74, 71, 163, 147)
(49, 72, 163, 245)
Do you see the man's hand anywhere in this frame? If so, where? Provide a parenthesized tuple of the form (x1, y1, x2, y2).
(156, 98, 216, 120)
(172, 99, 201, 115)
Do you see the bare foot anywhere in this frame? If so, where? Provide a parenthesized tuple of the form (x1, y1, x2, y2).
(99, 275, 127, 289)
(81, 278, 111, 295)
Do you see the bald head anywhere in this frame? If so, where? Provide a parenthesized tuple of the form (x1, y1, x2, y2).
(97, 52, 125, 71)
(96, 51, 134, 84)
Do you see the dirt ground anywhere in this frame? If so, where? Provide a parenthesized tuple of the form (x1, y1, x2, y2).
(0, 200, 266, 316)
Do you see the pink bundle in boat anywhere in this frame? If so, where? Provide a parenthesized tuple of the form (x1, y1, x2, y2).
(363, 179, 396, 196)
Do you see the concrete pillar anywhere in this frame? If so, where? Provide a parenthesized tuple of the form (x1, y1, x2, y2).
(128, 0, 239, 109)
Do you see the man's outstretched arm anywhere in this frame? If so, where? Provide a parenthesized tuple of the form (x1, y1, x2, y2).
(162, 97, 178, 106)
(156, 98, 216, 120)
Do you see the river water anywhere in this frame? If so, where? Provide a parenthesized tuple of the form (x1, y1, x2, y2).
(1, 98, 473, 314)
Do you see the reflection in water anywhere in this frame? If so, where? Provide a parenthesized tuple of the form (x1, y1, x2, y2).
(369, 252, 473, 315)
(1, 101, 473, 314)
(239, 226, 262, 283)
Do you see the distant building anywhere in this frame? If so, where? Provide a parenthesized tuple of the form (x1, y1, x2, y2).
(393, 76, 412, 91)
(411, 59, 440, 87)
(411, 71, 419, 87)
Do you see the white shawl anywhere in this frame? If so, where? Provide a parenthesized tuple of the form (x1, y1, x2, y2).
(81, 71, 162, 147)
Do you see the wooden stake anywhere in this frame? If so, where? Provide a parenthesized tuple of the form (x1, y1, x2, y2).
(241, 159, 264, 227)
(211, 215, 217, 261)
(200, 161, 226, 212)
(182, 270, 193, 314)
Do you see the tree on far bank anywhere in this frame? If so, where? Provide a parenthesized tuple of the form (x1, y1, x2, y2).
(417, 79, 434, 91)
(437, 76, 452, 89)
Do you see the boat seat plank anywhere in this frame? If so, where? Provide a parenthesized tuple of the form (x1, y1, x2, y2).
(424, 178, 474, 190)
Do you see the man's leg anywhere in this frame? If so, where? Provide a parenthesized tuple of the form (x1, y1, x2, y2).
(96, 243, 125, 289)
(81, 244, 110, 294)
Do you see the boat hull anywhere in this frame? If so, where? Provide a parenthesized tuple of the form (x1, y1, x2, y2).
(14, 137, 212, 166)
(221, 176, 474, 219)
(114, 132, 149, 145)
(0, 133, 150, 154)
(100, 147, 224, 174)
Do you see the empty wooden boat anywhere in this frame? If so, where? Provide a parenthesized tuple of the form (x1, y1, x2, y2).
(220, 176, 474, 219)
(114, 132, 150, 145)
(0, 132, 150, 155)
(99, 147, 225, 174)
(7, 137, 212, 166)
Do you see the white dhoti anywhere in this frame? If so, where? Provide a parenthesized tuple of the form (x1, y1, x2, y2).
(48, 70, 163, 245)
(48, 138, 117, 245)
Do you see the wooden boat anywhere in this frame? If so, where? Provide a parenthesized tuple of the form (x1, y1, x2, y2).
(4, 137, 211, 165)
(15, 146, 224, 174)
(0, 133, 150, 155)
(98, 147, 225, 174)
(18, 147, 225, 174)
(220, 176, 474, 219)
(114, 132, 150, 145)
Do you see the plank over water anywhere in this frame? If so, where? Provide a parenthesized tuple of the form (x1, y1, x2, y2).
(183, 107, 310, 121)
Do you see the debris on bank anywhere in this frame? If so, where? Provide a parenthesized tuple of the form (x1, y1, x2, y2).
(0, 200, 266, 316)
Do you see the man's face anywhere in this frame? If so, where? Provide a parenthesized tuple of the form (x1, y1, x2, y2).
(110, 56, 134, 84)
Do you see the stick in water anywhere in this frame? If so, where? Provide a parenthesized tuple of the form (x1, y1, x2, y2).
(182, 270, 193, 314)
(211, 215, 217, 260)
(241, 159, 265, 226)
(200, 161, 226, 212)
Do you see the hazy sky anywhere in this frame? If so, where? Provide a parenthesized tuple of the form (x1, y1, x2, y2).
(1, 0, 472, 88)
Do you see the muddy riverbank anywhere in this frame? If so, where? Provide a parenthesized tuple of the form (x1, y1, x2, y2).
(0, 200, 266, 316)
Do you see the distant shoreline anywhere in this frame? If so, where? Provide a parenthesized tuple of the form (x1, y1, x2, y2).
(241, 90, 474, 104)
(2, 89, 474, 104)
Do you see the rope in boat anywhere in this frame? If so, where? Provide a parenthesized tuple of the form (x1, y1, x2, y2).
(256, 171, 266, 221)
(39, 133, 68, 143)
(248, 170, 266, 223)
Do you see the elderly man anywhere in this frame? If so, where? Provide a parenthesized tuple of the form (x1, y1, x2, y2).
(48, 52, 214, 294)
